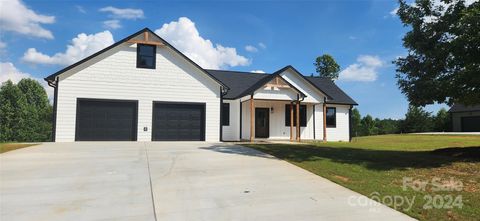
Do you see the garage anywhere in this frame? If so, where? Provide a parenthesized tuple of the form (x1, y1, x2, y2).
(75, 99, 138, 141)
(461, 116, 480, 132)
(152, 102, 205, 141)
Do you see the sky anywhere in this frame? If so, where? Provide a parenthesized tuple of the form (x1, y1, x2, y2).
(0, 0, 450, 119)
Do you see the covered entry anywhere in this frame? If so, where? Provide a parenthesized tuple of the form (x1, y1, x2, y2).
(75, 99, 138, 141)
(152, 102, 205, 141)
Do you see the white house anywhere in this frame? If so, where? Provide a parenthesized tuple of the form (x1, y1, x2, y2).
(45, 28, 357, 142)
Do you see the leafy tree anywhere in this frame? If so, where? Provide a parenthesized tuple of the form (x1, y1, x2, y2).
(0, 79, 52, 142)
(375, 118, 400, 135)
(433, 107, 451, 132)
(0, 80, 28, 141)
(314, 54, 340, 80)
(360, 115, 378, 136)
(351, 108, 362, 137)
(399, 106, 434, 133)
(394, 0, 480, 106)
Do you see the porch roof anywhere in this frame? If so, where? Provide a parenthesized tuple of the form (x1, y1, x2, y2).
(207, 68, 357, 105)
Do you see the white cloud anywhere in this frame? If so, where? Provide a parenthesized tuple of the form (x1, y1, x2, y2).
(390, 7, 399, 16)
(0, 41, 6, 49)
(251, 70, 265, 73)
(339, 55, 383, 82)
(0, 0, 55, 39)
(0, 62, 53, 100)
(349, 36, 357, 40)
(22, 31, 114, 66)
(245, 45, 258, 52)
(99, 6, 144, 20)
(103, 19, 121, 29)
(76, 5, 86, 13)
(155, 17, 250, 69)
(258, 42, 266, 49)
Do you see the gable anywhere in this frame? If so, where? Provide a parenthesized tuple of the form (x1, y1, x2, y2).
(45, 28, 226, 90)
(279, 68, 327, 103)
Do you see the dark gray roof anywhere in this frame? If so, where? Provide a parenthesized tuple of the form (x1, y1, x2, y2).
(449, 104, 480, 113)
(305, 77, 358, 105)
(207, 70, 268, 99)
(207, 69, 357, 105)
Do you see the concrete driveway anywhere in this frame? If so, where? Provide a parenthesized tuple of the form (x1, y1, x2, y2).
(1, 142, 415, 221)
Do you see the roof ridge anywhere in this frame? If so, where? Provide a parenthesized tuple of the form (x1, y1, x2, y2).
(205, 69, 270, 75)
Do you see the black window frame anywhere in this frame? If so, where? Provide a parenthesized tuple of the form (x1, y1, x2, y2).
(326, 107, 336, 128)
(136, 44, 156, 69)
(222, 103, 230, 126)
(285, 104, 307, 127)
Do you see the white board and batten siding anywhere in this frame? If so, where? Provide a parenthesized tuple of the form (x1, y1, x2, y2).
(55, 43, 221, 142)
(313, 104, 351, 142)
(222, 99, 241, 141)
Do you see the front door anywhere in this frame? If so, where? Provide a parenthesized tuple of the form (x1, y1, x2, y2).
(255, 108, 269, 138)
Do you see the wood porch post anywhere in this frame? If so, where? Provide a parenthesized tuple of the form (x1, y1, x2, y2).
(323, 102, 327, 142)
(296, 101, 300, 141)
(250, 94, 254, 142)
(290, 103, 294, 141)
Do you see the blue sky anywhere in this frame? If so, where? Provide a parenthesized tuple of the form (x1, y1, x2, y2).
(0, 0, 448, 119)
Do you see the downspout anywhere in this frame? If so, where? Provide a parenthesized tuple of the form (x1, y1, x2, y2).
(48, 77, 59, 142)
(349, 105, 353, 142)
(313, 104, 316, 140)
(239, 99, 242, 141)
(219, 86, 229, 142)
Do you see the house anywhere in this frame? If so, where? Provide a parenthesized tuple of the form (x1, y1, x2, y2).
(449, 104, 480, 132)
(45, 28, 357, 142)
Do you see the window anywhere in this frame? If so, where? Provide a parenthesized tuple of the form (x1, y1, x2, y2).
(285, 104, 307, 127)
(222, 103, 230, 126)
(137, 44, 156, 69)
(326, 107, 336, 127)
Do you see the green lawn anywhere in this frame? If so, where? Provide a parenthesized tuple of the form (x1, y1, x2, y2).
(245, 134, 480, 221)
(0, 143, 36, 154)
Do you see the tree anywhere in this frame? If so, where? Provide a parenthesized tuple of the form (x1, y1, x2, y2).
(375, 118, 400, 135)
(351, 108, 362, 137)
(0, 80, 28, 141)
(314, 54, 340, 80)
(394, 0, 480, 106)
(399, 106, 434, 133)
(0, 79, 52, 142)
(360, 115, 378, 136)
(433, 108, 451, 132)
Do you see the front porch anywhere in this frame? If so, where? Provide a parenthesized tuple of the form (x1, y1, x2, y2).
(240, 98, 326, 142)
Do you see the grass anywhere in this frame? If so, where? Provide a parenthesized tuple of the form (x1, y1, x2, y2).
(0, 143, 36, 154)
(245, 134, 480, 221)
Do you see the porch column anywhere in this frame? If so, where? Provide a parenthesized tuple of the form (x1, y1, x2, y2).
(323, 102, 327, 142)
(250, 94, 254, 142)
(290, 103, 294, 141)
(296, 101, 300, 141)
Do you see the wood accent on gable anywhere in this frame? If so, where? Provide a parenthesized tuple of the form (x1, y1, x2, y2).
(264, 76, 291, 89)
(126, 31, 165, 46)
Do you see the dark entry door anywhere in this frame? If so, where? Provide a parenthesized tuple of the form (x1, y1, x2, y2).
(255, 108, 269, 138)
(461, 116, 480, 132)
(75, 99, 138, 141)
(152, 102, 205, 141)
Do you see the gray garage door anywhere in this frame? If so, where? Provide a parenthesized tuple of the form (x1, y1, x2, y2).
(461, 116, 480, 132)
(152, 102, 205, 141)
(75, 99, 138, 141)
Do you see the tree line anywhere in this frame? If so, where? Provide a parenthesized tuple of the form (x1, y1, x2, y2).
(0, 79, 52, 142)
(351, 106, 451, 137)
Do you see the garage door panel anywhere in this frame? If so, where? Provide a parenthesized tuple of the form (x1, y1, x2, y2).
(75, 99, 138, 141)
(152, 103, 205, 141)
